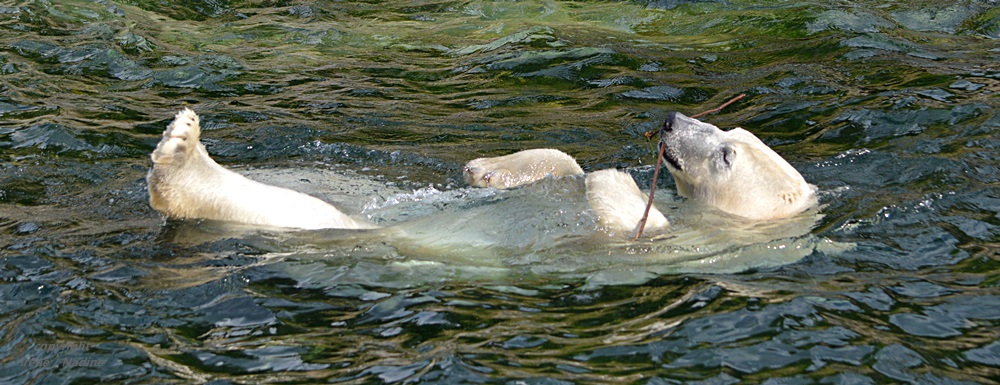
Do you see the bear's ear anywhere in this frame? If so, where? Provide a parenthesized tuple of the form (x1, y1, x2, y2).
(720, 145, 736, 168)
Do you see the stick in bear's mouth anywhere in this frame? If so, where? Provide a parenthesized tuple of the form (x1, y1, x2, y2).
(632, 93, 746, 241)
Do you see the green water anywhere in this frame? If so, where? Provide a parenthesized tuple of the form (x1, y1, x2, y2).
(2, 1, 999, 384)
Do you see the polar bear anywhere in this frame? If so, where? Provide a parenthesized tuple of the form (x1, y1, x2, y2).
(463, 148, 584, 189)
(146, 108, 814, 235)
(657, 112, 817, 220)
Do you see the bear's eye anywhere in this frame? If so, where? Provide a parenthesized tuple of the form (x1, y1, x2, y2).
(720, 146, 735, 167)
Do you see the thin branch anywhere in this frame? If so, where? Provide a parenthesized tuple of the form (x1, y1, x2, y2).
(632, 142, 665, 240)
(690, 93, 746, 119)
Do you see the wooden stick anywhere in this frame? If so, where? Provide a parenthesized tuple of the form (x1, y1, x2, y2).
(632, 141, 665, 240)
(691, 93, 745, 119)
(632, 94, 746, 240)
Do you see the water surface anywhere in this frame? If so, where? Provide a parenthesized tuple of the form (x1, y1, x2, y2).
(1, 1, 999, 384)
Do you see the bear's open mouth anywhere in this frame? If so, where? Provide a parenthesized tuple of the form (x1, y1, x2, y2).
(660, 148, 683, 171)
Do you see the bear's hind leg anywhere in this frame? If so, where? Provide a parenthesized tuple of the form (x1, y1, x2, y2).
(147, 108, 224, 219)
(147, 108, 375, 230)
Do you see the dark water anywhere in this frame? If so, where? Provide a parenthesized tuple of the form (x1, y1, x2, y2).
(2, 0, 999, 383)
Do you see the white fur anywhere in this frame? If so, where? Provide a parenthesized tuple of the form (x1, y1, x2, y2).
(147, 108, 375, 230)
(660, 113, 817, 220)
(463, 148, 584, 189)
(146, 109, 814, 235)
(585, 169, 668, 233)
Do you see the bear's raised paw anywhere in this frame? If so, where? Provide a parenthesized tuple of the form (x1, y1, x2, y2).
(151, 108, 202, 164)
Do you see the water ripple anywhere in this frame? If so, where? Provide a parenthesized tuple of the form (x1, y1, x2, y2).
(1, 0, 999, 383)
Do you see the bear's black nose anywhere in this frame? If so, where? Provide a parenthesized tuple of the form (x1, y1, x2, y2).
(661, 111, 678, 134)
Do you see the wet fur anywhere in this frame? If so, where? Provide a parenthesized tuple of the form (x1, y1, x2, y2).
(147, 109, 813, 235)
(463, 149, 584, 189)
(661, 113, 817, 220)
(147, 108, 374, 230)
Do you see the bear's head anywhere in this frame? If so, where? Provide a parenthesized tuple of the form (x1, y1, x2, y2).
(659, 112, 817, 220)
